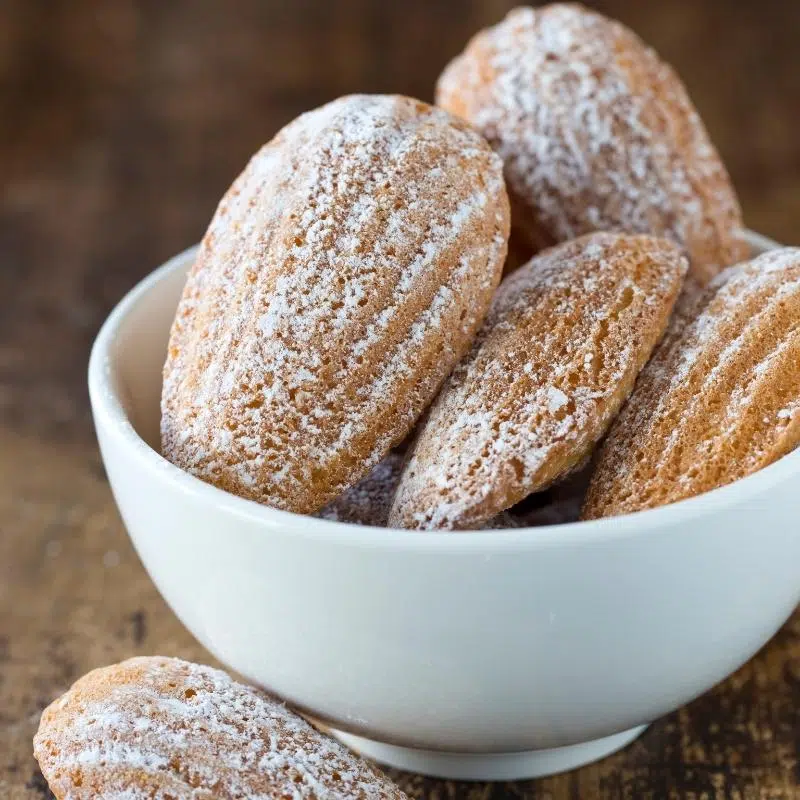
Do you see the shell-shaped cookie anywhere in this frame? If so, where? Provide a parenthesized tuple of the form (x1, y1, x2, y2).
(388, 233, 687, 530)
(33, 656, 407, 799)
(436, 4, 746, 284)
(161, 94, 509, 514)
(583, 248, 800, 519)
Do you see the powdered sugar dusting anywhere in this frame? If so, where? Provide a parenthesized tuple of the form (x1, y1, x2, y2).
(546, 386, 569, 413)
(389, 232, 687, 530)
(585, 247, 800, 517)
(161, 94, 509, 514)
(436, 4, 746, 282)
(34, 657, 407, 798)
(317, 450, 525, 529)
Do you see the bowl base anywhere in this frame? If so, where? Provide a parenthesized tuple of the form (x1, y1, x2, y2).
(330, 724, 648, 781)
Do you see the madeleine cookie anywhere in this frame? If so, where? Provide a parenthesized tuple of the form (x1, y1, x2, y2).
(436, 4, 746, 283)
(583, 248, 800, 519)
(388, 233, 687, 530)
(33, 656, 407, 799)
(162, 94, 510, 515)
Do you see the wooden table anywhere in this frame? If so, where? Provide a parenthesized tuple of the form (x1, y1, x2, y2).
(1, 1, 798, 797)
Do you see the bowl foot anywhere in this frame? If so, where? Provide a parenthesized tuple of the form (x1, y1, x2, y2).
(330, 724, 648, 781)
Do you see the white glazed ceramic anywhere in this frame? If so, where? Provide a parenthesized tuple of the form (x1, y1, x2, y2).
(88, 232, 800, 781)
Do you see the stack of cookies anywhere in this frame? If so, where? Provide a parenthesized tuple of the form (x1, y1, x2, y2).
(159, 3, 800, 533)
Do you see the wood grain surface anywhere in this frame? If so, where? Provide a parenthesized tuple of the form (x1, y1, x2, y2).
(1, 1, 798, 797)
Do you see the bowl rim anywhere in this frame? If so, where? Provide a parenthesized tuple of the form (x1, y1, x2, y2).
(88, 232, 800, 551)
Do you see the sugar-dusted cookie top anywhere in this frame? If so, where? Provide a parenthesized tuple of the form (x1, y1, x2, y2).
(584, 247, 800, 519)
(34, 656, 408, 799)
(390, 232, 687, 530)
(162, 94, 509, 514)
(436, 4, 746, 283)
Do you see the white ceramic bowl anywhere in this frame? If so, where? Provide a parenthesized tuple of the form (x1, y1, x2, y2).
(89, 232, 800, 781)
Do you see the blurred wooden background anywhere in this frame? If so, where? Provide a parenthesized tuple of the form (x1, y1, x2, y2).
(1, 1, 798, 798)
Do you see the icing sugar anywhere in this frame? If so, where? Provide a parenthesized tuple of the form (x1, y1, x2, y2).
(161, 94, 508, 514)
(390, 233, 687, 529)
(436, 4, 746, 282)
(584, 247, 800, 517)
(34, 657, 407, 798)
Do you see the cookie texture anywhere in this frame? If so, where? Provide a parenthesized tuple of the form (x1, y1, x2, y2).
(161, 94, 509, 514)
(583, 247, 800, 519)
(389, 233, 688, 530)
(436, 3, 746, 283)
(317, 452, 522, 529)
(33, 656, 407, 799)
